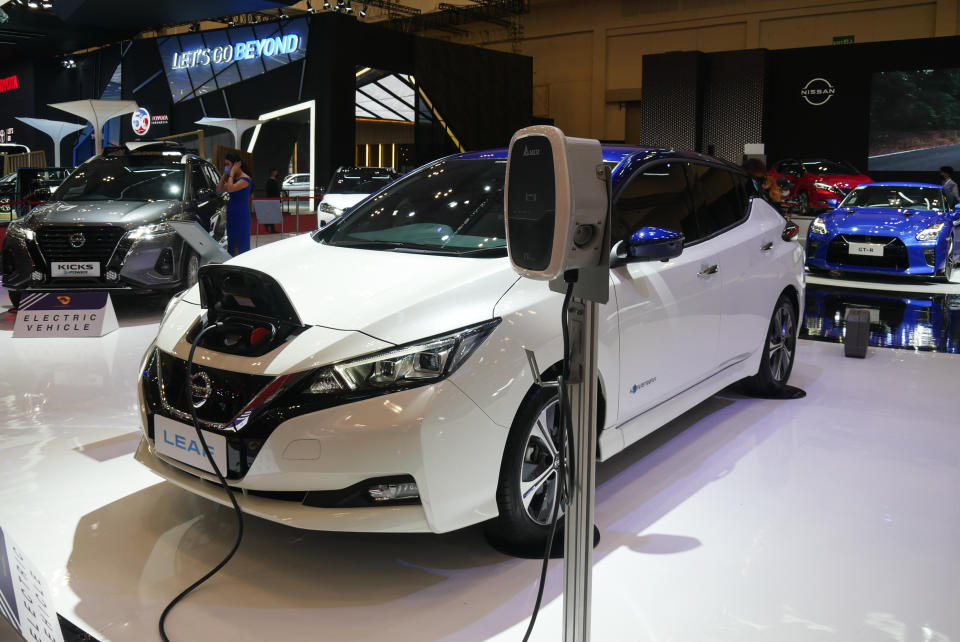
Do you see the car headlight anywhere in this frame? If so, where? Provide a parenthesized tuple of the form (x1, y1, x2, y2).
(306, 319, 501, 397)
(813, 182, 838, 193)
(810, 217, 828, 235)
(6, 222, 34, 241)
(318, 202, 342, 216)
(916, 222, 945, 241)
(127, 222, 175, 240)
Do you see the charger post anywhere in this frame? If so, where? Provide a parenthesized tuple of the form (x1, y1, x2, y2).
(504, 126, 611, 642)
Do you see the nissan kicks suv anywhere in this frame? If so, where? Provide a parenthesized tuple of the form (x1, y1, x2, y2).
(2, 142, 226, 308)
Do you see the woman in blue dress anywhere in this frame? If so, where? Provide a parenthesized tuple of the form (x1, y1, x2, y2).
(217, 153, 253, 255)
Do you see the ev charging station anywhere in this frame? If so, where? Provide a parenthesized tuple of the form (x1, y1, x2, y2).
(504, 125, 612, 642)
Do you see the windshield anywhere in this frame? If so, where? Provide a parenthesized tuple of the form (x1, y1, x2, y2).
(802, 160, 860, 175)
(52, 156, 185, 202)
(328, 169, 396, 195)
(320, 158, 507, 256)
(841, 185, 945, 211)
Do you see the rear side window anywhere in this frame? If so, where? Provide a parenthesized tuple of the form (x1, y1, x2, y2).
(612, 161, 700, 244)
(688, 164, 747, 237)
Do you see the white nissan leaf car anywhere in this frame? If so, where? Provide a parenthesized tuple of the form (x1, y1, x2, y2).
(136, 146, 804, 546)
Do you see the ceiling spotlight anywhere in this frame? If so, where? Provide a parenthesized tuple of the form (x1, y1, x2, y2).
(359, 3, 367, 17)
(323, 0, 330, 8)
(188, 22, 199, 32)
(41, 1, 52, 8)
(252, 15, 261, 23)
(278, 9, 287, 18)
(61, 57, 76, 69)
(306, 0, 317, 13)
(227, 18, 235, 27)
(26, 1, 39, 7)
(335, 0, 344, 10)
(344, 1, 353, 14)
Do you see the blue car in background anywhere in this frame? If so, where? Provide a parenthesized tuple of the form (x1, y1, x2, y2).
(806, 182, 959, 281)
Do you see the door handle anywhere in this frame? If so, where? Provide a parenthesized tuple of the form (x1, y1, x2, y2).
(698, 264, 719, 278)
(761, 241, 774, 252)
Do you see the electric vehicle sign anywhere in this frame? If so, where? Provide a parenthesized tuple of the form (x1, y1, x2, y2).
(158, 18, 309, 103)
(0, 525, 65, 642)
(13, 292, 119, 338)
(155, 415, 226, 475)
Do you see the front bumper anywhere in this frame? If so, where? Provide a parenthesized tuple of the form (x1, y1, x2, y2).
(806, 233, 940, 275)
(138, 361, 508, 534)
(2, 227, 190, 293)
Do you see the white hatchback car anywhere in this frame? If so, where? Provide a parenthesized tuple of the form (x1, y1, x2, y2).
(316, 166, 399, 227)
(136, 146, 804, 546)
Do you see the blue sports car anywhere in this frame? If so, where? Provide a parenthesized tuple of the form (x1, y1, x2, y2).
(806, 182, 959, 281)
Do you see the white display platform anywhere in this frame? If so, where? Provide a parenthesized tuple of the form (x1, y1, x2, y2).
(13, 292, 118, 339)
(0, 279, 958, 642)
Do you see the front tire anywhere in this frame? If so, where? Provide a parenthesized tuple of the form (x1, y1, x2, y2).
(798, 192, 810, 216)
(182, 249, 200, 289)
(7, 290, 21, 309)
(487, 385, 564, 549)
(938, 237, 954, 283)
(742, 294, 798, 396)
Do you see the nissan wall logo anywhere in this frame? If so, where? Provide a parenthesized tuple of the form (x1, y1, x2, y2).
(190, 371, 213, 408)
(801, 78, 836, 106)
(68, 232, 86, 248)
(131, 107, 151, 136)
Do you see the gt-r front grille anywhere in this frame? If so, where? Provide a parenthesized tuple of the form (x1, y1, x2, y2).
(826, 235, 909, 270)
(157, 351, 274, 429)
(37, 225, 125, 264)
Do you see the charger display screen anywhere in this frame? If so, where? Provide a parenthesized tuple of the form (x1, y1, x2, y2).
(507, 134, 556, 271)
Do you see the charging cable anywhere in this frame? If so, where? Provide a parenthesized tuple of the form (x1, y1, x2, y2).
(522, 276, 576, 642)
(158, 320, 246, 642)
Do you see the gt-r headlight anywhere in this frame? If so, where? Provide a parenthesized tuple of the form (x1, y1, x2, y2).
(306, 319, 501, 397)
(810, 217, 828, 235)
(127, 222, 175, 240)
(916, 223, 945, 241)
(318, 202, 342, 216)
(813, 182, 839, 193)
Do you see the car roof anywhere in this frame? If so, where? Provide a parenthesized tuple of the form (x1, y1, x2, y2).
(448, 145, 744, 181)
(856, 182, 943, 189)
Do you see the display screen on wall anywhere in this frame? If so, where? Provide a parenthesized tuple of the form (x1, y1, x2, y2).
(869, 68, 960, 171)
(157, 18, 308, 103)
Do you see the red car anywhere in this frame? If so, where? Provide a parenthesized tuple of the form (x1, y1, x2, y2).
(769, 159, 872, 214)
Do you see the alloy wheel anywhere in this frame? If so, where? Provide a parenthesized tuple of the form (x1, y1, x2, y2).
(520, 398, 563, 526)
(768, 301, 796, 383)
(186, 254, 200, 288)
(798, 192, 809, 215)
(946, 239, 954, 282)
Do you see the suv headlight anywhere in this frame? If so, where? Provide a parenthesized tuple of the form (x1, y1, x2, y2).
(5, 222, 34, 241)
(810, 217, 828, 235)
(306, 319, 501, 398)
(916, 222, 945, 241)
(127, 222, 175, 240)
(813, 182, 837, 192)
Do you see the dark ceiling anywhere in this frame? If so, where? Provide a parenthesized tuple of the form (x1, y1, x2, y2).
(0, 0, 300, 62)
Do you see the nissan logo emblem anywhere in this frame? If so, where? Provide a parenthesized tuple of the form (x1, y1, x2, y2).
(68, 232, 86, 248)
(190, 371, 213, 408)
(801, 77, 837, 106)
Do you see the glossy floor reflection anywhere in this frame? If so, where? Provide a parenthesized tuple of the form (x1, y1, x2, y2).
(1, 287, 959, 641)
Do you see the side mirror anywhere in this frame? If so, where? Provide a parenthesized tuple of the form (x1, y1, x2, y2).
(196, 188, 216, 203)
(613, 227, 683, 265)
(782, 221, 800, 241)
(826, 198, 839, 208)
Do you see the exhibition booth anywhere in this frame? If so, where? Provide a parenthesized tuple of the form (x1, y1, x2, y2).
(3, 14, 960, 642)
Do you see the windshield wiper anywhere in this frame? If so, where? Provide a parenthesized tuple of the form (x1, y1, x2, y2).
(455, 246, 508, 257)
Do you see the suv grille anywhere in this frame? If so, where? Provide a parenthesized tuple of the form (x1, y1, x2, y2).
(826, 235, 909, 270)
(157, 351, 274, 429)
(37, 226, 125, 264)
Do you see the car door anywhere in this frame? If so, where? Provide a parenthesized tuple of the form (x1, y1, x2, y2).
(611, 159, 723, 424)
(203, 163, 228, 239)
(688, 162, 774, 366)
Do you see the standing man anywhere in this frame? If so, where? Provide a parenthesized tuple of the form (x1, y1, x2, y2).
(264, 168, 281, 234)
(940, 166, 959, 208)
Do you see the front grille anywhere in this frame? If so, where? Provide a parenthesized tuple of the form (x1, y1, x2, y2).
(826, 235, 909, 270)
(37, 226, 124, 264)
(157, 351, 274, 429)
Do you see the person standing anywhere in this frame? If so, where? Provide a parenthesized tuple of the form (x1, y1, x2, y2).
(940, 166, 959, 208)
(218, 153, 253, 256)
(264, 168, 281, 234)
